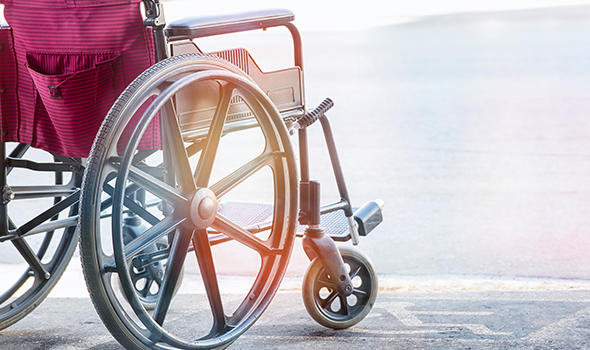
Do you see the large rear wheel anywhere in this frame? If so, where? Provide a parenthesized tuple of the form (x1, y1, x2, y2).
(80, 54, 298, 349)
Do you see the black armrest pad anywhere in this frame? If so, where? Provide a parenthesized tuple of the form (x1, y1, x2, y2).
(166, 9, 294, 40)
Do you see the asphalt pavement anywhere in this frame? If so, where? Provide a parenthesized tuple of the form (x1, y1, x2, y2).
(2, 288, 590, 349)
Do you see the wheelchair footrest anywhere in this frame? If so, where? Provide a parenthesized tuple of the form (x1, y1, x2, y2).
(215, 201, 357, 241)
(304, 209, 352, 241)
(216, 202, 274, 228)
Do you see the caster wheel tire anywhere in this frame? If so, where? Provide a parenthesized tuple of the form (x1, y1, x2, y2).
(302, 246, 378, 329)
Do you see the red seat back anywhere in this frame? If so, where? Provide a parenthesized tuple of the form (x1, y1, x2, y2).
(0, 0, 159, 157)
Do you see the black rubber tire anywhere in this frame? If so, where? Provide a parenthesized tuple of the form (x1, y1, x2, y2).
(302, 246, 378, 329)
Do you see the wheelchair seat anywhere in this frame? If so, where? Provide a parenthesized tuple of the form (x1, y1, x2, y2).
(166, 9, 294, 40)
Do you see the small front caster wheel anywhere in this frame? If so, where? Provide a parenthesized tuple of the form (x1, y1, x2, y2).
(302, 246, 378, 329)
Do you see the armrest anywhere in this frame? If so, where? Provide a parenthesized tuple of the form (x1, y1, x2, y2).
(166, 9, 294, 41)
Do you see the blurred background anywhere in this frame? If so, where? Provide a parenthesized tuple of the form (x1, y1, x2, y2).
(3, 0, 590, 286)
(163, 0, 590, 281)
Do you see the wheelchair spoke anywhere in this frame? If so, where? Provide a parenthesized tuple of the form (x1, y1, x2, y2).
(353, 288, 368, 296)
(11, 238, 49, 280)
(321, 290, 338, 309)
(161, 101, 196, 194)
(339, 294, 349, 315)
(192, 229, 226, 336)
(210, 213, 273, 255)
(124, 216, 185, 262)
(194, 84, 234, 188)
(102, 183, 160, 226)
(127, 165, 189, 207)
(102, 216, 184, 272)
(140, 280, 153, 298)
(153, 226, 193, 325)
(350, 265, 362, 279)
(210, 152, 280, 198)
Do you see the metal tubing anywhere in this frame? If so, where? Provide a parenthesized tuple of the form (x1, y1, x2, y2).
(15, 190, 80, 236)
(308, 181, 321, 225)
(298, 129, 309, 182)
(6, 143, 29, 175)
(286, 21, 310, 196)
(6, 158, 79, 172)
(298, 129, 310, 226)
(8, 143, 29, 158)
(319, 116, 353, 217)
(12, 186, 78, 200)
(320, 200, 349, 215)
(9, 216, 79, 239)
(145, 0, 168, 62)
(53, 156, 64, 221)
(154, 26, 168, 61)
(287, 22, 309, 187)
(285, 23, 303, 70)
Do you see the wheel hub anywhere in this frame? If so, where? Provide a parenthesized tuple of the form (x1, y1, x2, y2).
(190, 188, 218, 229)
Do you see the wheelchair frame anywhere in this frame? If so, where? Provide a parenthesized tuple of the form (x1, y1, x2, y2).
(150, 4, 383, 296)
(0, 145, 81, 243)
(157, 5, 367, 244)
(0, 0, 383, 346)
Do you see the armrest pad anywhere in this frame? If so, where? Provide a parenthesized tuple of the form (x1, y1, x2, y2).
(166, 9, 294, 40)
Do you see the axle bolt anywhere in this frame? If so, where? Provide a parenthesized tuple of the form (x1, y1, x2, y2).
(190, 188, 218, 229)
(198, 197, 216, 219)
(2, 187, 14, 204)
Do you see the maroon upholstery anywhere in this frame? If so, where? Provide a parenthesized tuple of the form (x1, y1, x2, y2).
(0, 0, 159, 157)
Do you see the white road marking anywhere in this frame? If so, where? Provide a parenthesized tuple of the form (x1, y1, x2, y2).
(523, 305, 590, 341)
(381, 301, 512, 336)
(387, 302, 423, 326)
(351, 328, 451, 335)
(378, 294, 590, 303)
(413, 311, 494, 316)
(431, 323, 511, 336)
(241, 334, 500, 343)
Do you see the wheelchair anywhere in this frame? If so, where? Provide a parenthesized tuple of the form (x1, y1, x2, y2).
(0, 0, 384, 348)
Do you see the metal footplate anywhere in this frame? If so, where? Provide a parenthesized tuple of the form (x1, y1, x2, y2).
(214, 200, 383, 242)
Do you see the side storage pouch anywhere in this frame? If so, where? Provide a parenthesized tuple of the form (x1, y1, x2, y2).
(25, 51, 121, 155)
